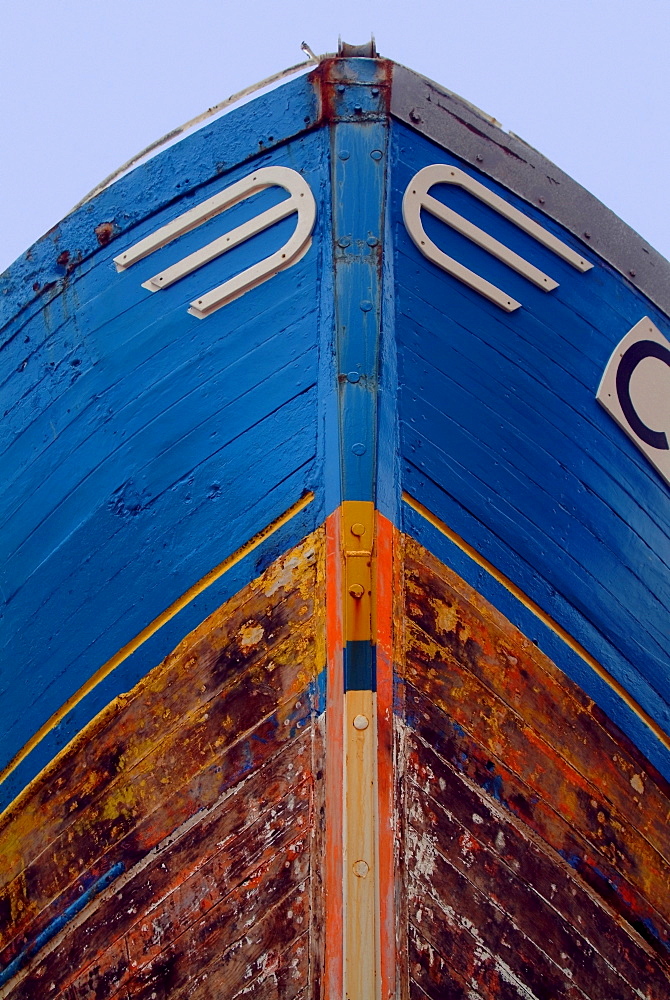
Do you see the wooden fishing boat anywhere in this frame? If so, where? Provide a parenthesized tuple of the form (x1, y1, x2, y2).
(1, 39, 669, 999)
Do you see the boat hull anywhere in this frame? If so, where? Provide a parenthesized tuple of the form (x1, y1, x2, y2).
(1, 48, 669, 999)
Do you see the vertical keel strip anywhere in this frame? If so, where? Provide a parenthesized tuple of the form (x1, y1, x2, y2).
(328, 56, 390, 999)
(325, 509, 345, 997)
(342, 502, 378, 998)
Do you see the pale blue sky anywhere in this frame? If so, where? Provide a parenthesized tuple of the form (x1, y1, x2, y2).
(2, 0, 669, 271)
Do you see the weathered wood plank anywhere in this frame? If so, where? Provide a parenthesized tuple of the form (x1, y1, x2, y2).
(409, 928, 484, 1000)
(0, 644, 317, 968)
(409, 975, 442, 1000)
(408, 893, 551, 1000)
(127, 870, 310, 999)
(62, 838, 309, 1000)
(307, 713, 326, 1000)
(9, 736, 314, 998)
(398, 536, 670, 998)
(0, 529, 321, 887)
(60, 933, 131, 1000)
(0, 531, 325, 997)
(405, 680, 670, 962)
(405, 541, 670, 862)
(408, 778, 644, 1000)
(409, 859, 587, 1000)
(402, 617, 670, 934)
(403, 726, 670, 997)
(226, 934, 309, 1000)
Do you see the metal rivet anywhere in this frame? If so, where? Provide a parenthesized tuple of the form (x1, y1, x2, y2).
(353, 714, 369, 730)
(476, 154, 483, 163)
(349, 584, 365, 599)
(370, 149, 383, 161)
(338, 236, 351, 248)
(367, 236, 378, 247)
(353, 860, 369, 877)
(351, 522, 365, 536)
(360, 300, 372, 312)
(337, 84, 346, 93)
(354, 104, 363, 113)
(409, 108, 422, 124)
(339, 149, 350, 160)
(371, 87, 379, 96)
(347, 371, 360, 383)
(352, 442, 366, 456)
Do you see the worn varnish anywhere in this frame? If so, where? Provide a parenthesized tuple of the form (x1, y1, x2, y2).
(0, 530, 326, 999)
(396, 534, 670, 1000)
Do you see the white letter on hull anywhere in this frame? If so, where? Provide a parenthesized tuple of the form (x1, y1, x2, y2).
(114, 166, 316, 319)
(597, 317, 670, 487)
(402, 164, 592, 312)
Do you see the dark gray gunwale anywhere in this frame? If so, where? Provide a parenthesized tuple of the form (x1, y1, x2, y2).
(3, 54, 669, 329)
(390, 61, 670, 319)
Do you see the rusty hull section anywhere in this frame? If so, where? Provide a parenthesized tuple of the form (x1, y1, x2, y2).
(395, 534, 670, 1000)
(2, 520, 670, 998)
(0, 530, 326, 1000)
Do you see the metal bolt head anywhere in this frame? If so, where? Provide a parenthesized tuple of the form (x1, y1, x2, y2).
(338, 236, 351, 248)
(370, 149, 383, 161)
(353, 860, 369, 877)
(353, 714, 369, 730)
(351, 522, 366, 536)
(339, 149, 350, 160)
(349, 583, 365, 599)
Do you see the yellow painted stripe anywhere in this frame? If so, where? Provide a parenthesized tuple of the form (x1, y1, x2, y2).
(403, 491, 670, 753)
(0, 492, 314, 789)
(341, 500, 375, 643)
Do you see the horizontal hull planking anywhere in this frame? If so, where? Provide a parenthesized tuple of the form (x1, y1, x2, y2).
(1, 41, 669, 999)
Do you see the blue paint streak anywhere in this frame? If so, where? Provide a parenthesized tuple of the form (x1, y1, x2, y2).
(641, 916, 666, 948)
(313, 666, 327, 716)
(558, 850, 583, 871)
(0, 862, 124, 986)
(482, 772, 505, 803)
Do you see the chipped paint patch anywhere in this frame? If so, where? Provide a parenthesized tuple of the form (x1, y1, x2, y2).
(397, 533, 670, 998)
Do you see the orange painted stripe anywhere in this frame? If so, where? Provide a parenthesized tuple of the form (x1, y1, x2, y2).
(375, 512, 396, 1000)
(324, 508, 344, 998)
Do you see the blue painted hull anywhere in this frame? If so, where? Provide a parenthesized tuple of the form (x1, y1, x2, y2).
(1, 47, 669, 998)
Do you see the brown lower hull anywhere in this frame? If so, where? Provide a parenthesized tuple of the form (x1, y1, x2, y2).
(0, 523, 668, 998)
